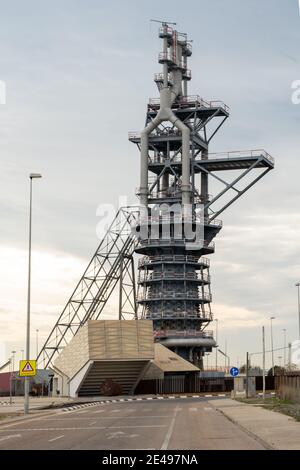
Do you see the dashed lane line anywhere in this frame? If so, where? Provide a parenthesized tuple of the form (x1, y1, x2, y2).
(48, 435, 64, 443)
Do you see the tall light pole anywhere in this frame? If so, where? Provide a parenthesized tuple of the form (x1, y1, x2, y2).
(215, 318, 219, 370)
(270, 316, 275, 376)
(10, 351, 16, 403)
(21, 349, 24, 360)
(283, 328, 286, 367)
(295, 283, 300, 340)
(262, 326, 266, 400)
(24, 173, 42, 415)
(36, 329, 39, 358)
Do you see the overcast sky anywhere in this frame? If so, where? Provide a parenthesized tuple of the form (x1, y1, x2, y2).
(1, 0, 300, 370)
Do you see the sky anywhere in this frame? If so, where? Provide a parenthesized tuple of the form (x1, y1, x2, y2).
(1, 0, 300, 371)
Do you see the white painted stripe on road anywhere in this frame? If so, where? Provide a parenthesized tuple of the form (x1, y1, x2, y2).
(168, 396, 175, 399)
(157, 397, 164, 400)
(161, 404, 179, 450)
(146, 397, 153, 400)
(204, 407, 213, 411)
(93, 410, 105, 414)
(205, 394, 213, 397)
(136, 398, 142, 401)
(218, 394, 226, 397)
(189, 407, 197, 412)
(48, 435, 64, 443)
(192, 395, 200, 398)
(0, 434, 21, 442)
(180, 395, 187, 398)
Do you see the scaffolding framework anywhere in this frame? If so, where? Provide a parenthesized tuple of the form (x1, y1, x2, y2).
(37, 207, 139, 368)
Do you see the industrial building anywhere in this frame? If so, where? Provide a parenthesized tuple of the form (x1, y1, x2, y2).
(33, 23, 274, 396)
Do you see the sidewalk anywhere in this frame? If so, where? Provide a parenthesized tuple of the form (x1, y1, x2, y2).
(210, 398, 300, 450)
(0, 396, 74, 414)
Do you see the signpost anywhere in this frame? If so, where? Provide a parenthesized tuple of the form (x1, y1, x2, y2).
(19, 360, 36, 377)
(230, 366, 239, 377)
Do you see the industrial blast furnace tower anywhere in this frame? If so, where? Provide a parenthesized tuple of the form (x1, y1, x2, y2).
(129, 23, 274, 366)
(38, 23, 274, 370)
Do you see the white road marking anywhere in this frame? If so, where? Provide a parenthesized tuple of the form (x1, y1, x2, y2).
(110, 409, 121, 413)
(89, 421, 97, 426)
(189, 407, 197, 412)
(107, 431, 125, 439)
(205, 394, 213, 397)
(168, 396, 175, 399)
(204, 407, 213, 411)
(0, 434, 21, 443)
(160, 404, 180, 450)
(192, 395, 200, 398)
(48, 435, 64, 443)
(157, 397, 164, 400)
(93, 410, 105, 414)
(146, 397, 153, 400)
(180, 395, 187, 399)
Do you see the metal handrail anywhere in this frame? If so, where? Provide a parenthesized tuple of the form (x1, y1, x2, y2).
(144, 310, 213, 319)
(147, 95, 230, 113)
(154, 329, 214, 338)
(138, 215, 222, 227)
(138, 238, 215, 249)
(138, 254, 210, 267)
(208, 149, 274, 165)
(159, 26, 173, 37)
(138, 271, 210, 283)
(138, 291, 212, 301)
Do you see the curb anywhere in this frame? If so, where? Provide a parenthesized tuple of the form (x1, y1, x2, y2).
(60, 394, 230, 411)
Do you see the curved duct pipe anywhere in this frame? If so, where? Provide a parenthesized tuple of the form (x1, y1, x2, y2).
(140, 44, 190, 208)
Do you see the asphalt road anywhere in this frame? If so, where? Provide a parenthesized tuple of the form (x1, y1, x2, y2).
(0, 398, 266, 450)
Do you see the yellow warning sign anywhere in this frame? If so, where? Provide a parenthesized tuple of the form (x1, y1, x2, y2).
(19, 360, 36, 377)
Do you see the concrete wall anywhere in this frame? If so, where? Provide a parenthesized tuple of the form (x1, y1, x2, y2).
(54, 323, 90, 381)
(53, 320, 154, 382)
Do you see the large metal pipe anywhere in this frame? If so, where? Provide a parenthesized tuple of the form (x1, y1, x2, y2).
(140, 34, 190, 208)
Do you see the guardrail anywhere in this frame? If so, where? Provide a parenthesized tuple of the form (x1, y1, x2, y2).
(137, 215, 222, 228)
(138, 291, 212, 301)
(138, 238, 215, 249)
(147, 95, 229, 113)
(208, 149, 274, 165)
(138, 271, 210, 283)
(138, 254, 210, 267)
(154, 329, 214, 338)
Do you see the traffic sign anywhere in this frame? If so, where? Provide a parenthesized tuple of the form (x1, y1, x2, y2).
(230, 366, 239, 377)
(19, 360, 36, 377)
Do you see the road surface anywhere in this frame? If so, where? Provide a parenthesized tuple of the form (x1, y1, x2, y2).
(0, 397, 266, 450)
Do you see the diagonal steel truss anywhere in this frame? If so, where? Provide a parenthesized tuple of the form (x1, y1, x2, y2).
(37, 206, 140, 368)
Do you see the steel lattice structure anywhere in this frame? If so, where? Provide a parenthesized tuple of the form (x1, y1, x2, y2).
(38, 23, 274, 370)
(37, 207, 139, 368)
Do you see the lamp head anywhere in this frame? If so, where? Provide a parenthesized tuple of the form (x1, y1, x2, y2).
(29, 173, 42, 179)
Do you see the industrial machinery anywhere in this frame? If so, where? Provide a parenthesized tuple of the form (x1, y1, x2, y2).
(38, 23, 274, 369)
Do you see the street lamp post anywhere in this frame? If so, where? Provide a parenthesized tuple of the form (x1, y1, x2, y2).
(215, 318, 219, 370)
(24, 173, 42, 415)
(270, 316, 275, 376)
(11, 350, 16, 397)
(283, 328, 286, 367)
(36, 329, 39, 358)
(295, 283, 300, 340)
